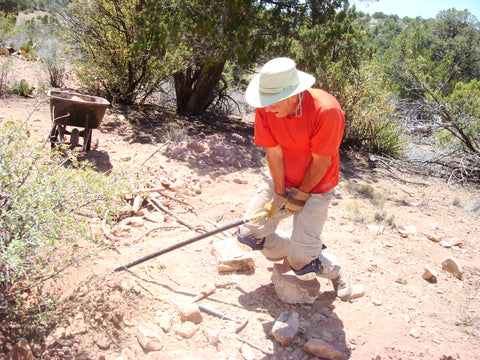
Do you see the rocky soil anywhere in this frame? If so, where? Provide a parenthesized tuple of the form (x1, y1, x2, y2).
(1, 56, 480, 360)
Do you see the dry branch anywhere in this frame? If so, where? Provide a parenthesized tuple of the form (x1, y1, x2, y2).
(148, 198, 200, 232)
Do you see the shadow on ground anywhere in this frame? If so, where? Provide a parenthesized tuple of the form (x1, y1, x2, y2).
(236, 268, 349, 359)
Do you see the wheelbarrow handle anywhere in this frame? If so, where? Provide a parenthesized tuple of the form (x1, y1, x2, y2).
(111, 211, 267, 272)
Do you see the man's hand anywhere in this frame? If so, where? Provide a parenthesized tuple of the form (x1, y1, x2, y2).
(285, 187, 311, 213)
(264, 192, 287, 221)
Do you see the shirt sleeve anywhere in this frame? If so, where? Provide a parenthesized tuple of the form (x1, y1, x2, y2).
(254, 109, 278, 148)
(310, 107, 345, 157)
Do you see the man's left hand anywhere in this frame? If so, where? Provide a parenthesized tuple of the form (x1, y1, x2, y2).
(285, 187, 311, 213)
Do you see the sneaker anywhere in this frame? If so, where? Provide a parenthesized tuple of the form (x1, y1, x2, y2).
(236, 229, 265, 252)
(292, 258, 324, 281)
(331, 268, 352, 301)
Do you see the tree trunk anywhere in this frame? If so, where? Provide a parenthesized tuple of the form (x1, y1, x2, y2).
(173, 60, 226, 116)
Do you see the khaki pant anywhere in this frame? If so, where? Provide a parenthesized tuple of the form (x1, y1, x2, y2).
(239, 175, 340, 274)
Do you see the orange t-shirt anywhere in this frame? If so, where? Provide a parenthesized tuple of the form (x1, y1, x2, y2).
(254, 88, 345, 194)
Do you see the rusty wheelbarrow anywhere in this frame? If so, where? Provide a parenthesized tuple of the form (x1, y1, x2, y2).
(47, 90, 110, 151)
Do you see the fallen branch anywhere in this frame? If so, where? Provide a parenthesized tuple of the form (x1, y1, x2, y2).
(139, 144, 167, 169)
(237, 337, 272, 356)
(148, 198, 201, 232)
(391, 180, 414, 196)
(134, 225, 181, 243)
(154, 192, 196, 210)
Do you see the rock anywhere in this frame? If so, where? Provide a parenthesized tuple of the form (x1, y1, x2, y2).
(372, 299, 383, 306)
(241, 343, 256, 360)
(144, 212, 166, 223)
(439, 240, 452, 248)
(155, 312, 173, 333)
(271, 262, 320, 304)
(450, 238, 463, 247)
(211, 238, 255, 272)
(233, 177, 248, 184)
(45, 327, 66, 348)
(178, 304, 203, 324)
(110, 310, 124, 329)
(6, 339, 34, 360)
(173, 322, 198, 339)
(132, 195, 143, 214)
(409, 328, 421, 338)
(422, 232, 442, 242)
(203, 328, 219, 346)
(137, 323, 164, 351)
(441, 258, 463, 279)
(367, 224, 384, 235)
(94, 335, 110, 350)
(303, 339, 344, 360)
(398, 225, 417, 237)
(350, 284, 366, 299)
(123, 216, 144, 227)
(430, 223, 440, 230)
(69, 313, 88, 335)
(422, 264, 438, 282)
(272, 311, 299, 346)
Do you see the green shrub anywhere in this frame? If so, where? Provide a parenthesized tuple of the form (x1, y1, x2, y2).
(0, 57, 9, 96)
(11, 78, 31, 96)
(0, 120, 135, 308)
(340, 62, 406, 156)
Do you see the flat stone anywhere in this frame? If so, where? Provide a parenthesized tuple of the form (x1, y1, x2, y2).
(350, 284, 366, 299)
(303, 339, 344, 359)
(211, 238, 255, 272)
(144, 212, 165, 223)
(173, 322, 198, 339)
(272, 311, 299, 346)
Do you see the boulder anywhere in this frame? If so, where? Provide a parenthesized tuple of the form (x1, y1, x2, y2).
(271, 262, 320, 304)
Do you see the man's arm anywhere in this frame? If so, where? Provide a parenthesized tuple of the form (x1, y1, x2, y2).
(298, 153, 332, 193)
(265, 145, 286, 195)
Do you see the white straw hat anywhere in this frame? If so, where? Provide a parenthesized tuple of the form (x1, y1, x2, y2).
(245, 57, 315, 108)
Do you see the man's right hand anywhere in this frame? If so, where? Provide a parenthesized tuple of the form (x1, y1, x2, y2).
(264, 192, 287, 221)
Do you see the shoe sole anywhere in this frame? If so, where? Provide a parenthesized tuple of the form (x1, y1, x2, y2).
(236, 240, 254, 252)
(294, 272, 317, 281)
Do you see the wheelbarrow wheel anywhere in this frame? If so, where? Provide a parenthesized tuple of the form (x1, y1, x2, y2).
(70, 128, 80, 150)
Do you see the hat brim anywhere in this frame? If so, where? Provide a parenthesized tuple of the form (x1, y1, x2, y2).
(245, 70, 315, 108)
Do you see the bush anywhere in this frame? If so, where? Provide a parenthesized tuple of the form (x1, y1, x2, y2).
(336, 62, 406, 156)
(59, 0, 181, 105)
(0, 57, 10, 96)
(11, 78, 32, 96)
(38, 38, 66, 88)
(0, 120, 135, 308)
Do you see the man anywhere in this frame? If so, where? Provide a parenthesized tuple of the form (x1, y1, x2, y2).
(237, 57, 352, 301)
